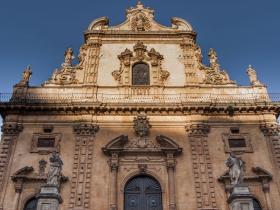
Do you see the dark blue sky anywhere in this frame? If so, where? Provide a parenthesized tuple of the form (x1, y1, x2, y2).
(0, 0, 279, 92)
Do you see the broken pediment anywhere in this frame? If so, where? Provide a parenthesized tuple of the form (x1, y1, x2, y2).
(103, 134, 182, 155)
(87, 1, 193, 32)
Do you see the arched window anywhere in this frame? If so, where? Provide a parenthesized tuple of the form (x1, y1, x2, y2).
(132, 63, 150, 85)
(24, 198, 37, 210)
(253, 199, 262, 210)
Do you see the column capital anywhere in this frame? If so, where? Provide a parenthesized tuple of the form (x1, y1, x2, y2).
(260, 123, 280, 136)
(1, 122, 23, 135)
(185, 123, 210, 136)
(73, 123, 99, 136)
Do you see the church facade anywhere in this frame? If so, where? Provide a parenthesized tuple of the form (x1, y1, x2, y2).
(0, 2, 279, 210)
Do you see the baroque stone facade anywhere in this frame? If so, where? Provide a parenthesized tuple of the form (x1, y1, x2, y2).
(0, 2, 279, 210)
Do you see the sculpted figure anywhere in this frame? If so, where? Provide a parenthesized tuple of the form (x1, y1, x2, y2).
(16, 65, 32, 86)
(195, 46, 203, 64)
(136, 14, 145, 31)
(22, 65, 32, 82)
(208, 48, 220, 70)
(47, 152, 63, 187)
(225, 153, 245, 185)
(63, 48, 74, 67)
(247, 65, 262, 86)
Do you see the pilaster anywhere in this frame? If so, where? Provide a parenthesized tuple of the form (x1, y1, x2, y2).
(0, 122, 23, 209)
(84, 39, 102, 85)
(69, 123, 99, 210)
(186, 124, 218, 210)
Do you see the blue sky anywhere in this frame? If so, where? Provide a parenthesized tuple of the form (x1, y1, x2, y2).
(0, 0, 279, 92)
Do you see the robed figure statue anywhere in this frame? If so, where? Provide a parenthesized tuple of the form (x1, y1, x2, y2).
(225, 153, 245, 185)
(47, 152, 63, 187)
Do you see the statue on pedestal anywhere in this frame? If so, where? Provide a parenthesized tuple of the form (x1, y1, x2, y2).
(16, 65, 32, 86)
(226, 153, 245, 186)
(47, 152, 63, 187)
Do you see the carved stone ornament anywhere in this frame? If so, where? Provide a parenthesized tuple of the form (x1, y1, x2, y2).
(102, 135, 182, 155)
(73, 123, 99, 136)
(199, 48, 236, 85)
(112, 41, 169, 85)
(45, 46, 90, 85)
(185, 123, 210, 136)
(131, 12, 151, 31)
(15, 65, 32, 87)
(1, 122, 23, 135)
(260, 123, 280, 136)
(87, 2, 193, 32)
(133, 113, 151, 138)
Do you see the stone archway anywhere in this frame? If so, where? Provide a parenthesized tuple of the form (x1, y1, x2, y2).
(124, 175, 163, 210)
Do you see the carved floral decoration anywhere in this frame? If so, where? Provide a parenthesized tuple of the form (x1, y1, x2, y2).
(112, 41, 170, 85)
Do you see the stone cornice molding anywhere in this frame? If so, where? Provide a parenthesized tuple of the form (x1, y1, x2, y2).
(73, 123, 99, 136)
(1, 103, 279, 117)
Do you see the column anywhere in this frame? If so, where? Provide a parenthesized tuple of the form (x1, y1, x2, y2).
(166, 152, 176, 210)
(109, 153, 119, 210)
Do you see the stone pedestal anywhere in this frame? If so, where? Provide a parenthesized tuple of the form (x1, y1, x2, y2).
(36, 185, 62, 210)
(228, 184, 254, 210)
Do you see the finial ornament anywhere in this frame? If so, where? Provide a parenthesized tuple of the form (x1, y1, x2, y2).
(246, 64, 262, 86)
(225, 153, 245, 186)
(16, 65, 32, 87)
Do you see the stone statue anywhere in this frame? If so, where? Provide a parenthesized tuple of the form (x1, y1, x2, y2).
(47, 152, 63, 187)
(225, 153, 245, 185)
(62, 48, 74, 67)
(208, 48, 220, 70)
(246, 65, 262, 86)
(195, 46, 203, 64)
(16, 65, 32, 86)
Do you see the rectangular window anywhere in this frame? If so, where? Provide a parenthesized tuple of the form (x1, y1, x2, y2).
(37, 137, 55, 148)
(228, 138, 246, 148)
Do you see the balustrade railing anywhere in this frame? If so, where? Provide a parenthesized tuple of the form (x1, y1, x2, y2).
(0, 93, 279, 105)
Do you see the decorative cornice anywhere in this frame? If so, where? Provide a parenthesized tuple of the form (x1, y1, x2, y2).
(73, 123, 99, 135)
(185, 123, 210, 136)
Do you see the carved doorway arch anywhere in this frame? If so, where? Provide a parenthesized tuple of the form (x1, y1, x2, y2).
(124, 175, 163, 210)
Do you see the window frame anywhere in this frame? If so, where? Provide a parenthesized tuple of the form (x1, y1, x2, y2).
(132, 62, 150, 86)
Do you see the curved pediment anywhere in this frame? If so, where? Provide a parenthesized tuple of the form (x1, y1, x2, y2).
(87, 2, 193, 32)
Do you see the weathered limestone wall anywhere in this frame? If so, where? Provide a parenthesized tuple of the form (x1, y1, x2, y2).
(1, 113, 279, 210)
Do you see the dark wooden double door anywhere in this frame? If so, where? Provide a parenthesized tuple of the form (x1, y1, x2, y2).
(124, 175, 163, 210)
